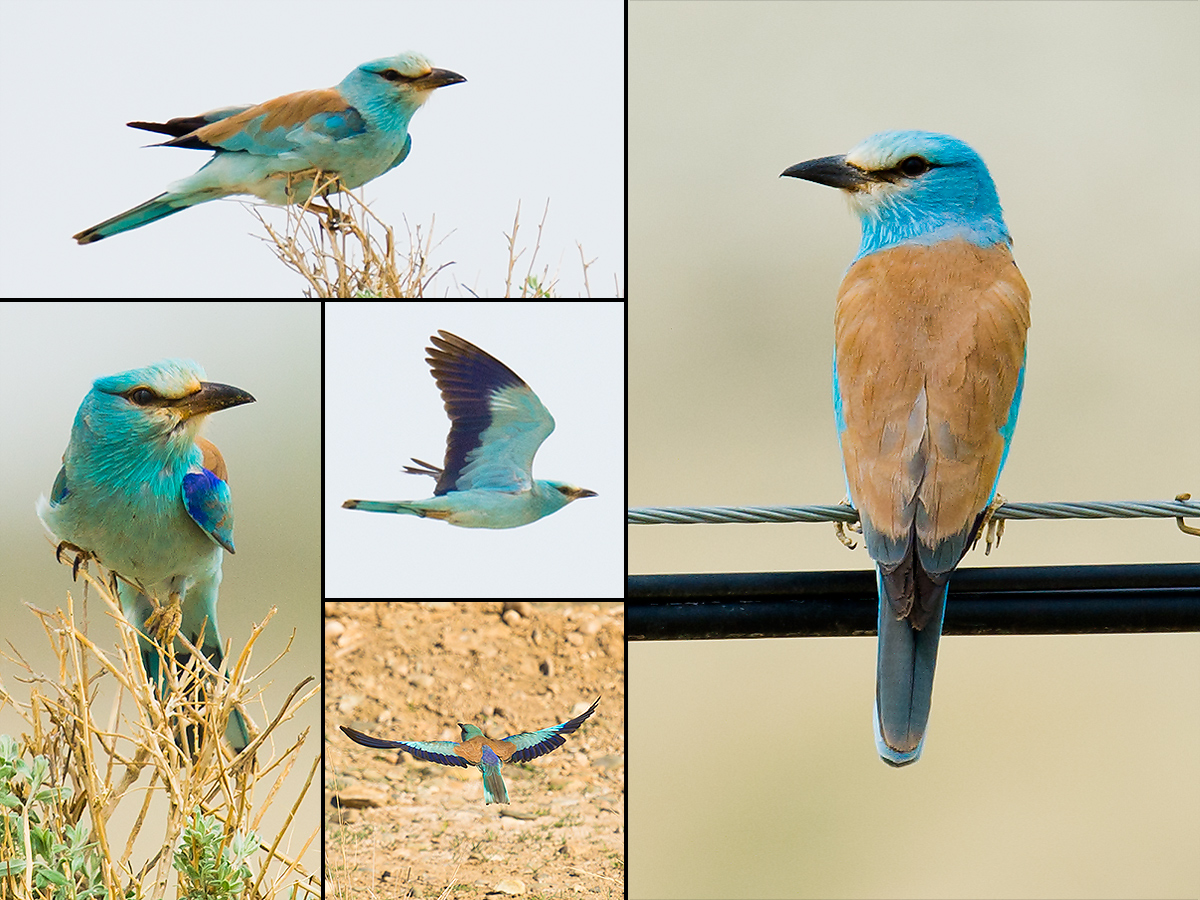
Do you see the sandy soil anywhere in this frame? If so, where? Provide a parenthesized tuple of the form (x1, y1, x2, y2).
(324, 601, 625, 899)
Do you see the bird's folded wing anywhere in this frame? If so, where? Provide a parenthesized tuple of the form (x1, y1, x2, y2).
(141, 90, 369, 155)
(128, 107, 253, 149)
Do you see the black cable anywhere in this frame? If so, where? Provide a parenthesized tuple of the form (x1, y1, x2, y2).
(628, 563, 1200, 637)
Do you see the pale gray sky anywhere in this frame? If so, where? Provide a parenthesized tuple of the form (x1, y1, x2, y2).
(0, 0, 623, 297)
(325, 301, 625, 598)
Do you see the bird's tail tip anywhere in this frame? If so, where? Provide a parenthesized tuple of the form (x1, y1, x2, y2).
(873, 702, 925, 767)
(342, 498, 426, 516)
(72, 192, 186, 244)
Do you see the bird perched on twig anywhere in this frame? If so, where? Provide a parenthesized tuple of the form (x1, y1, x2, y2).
(38, 359, 256, 753)
(73, 52, 465, 243)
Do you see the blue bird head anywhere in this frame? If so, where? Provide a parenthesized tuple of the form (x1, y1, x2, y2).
(339, 53, 467, 130)
(782, 130, 1011, 261)
(74, 360, 255, 474)
(459, 723, 486, 741)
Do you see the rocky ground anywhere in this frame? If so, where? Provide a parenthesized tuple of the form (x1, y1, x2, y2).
(324, 601, 624, 899)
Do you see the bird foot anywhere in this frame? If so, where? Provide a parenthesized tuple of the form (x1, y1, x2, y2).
(316, 204, 348, 229)
(973, 493, 1007, 555)
(1175, 492, 1200, 536)
(145, 592, 184, 647)
(834, 497, 861, 550)
(54, 541, 97, 580)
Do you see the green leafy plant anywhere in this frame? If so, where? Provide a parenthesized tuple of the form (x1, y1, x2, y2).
(174, 810, 258, 900)
(0, 734, 107, 899)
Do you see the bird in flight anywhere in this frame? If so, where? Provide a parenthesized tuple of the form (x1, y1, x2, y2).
(342, 330, 597, 528)
(341, 697, 600, 805)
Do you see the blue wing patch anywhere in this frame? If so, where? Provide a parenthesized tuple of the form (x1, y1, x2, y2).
(182, 465, 235, 553)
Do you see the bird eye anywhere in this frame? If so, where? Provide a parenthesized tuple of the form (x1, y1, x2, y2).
(129, 388, 156, 405)
(898, 156, 930, 177)
(380, 70, 412, 83)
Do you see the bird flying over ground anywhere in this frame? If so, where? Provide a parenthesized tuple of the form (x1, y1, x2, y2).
(782, 131, 1030, 766)
(342, 330, 597, 528)
(341, 697, 600, 805)
(73, 52, 465, 243)
(38, 360, 256, 753)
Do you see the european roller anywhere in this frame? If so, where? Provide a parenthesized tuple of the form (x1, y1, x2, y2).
(37, 360, 256, 753)
(341, 697, 600, 805)
(782, 131, 1030, 766)
(73, 52, 465, 243)
(342, 331, 597, 528)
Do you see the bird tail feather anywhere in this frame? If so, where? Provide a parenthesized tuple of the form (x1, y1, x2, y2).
(342, 499, 427, 516)
(481, 764, 508, 805)
(874, 570, 949, 767)
(73, 193, 193, 244)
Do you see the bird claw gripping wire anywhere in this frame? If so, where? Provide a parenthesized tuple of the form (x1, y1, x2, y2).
(972, 493, 1007, 556)
(1175, 492, 1200, 537)
(833, 498, 861, 550)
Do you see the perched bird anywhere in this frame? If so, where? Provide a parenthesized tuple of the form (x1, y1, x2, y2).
(341, 697, 600, 805)
(782, 131, 1030, 766)
(73, 52, 465, 243)
(37, 360, 256, 752)
(342, 330, 597, 528)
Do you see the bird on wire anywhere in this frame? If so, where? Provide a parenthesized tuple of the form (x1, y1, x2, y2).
(782, 131, 1030, 766)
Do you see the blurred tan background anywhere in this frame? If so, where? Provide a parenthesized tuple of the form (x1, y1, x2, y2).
(629, 2, 1199, 898)
(0, 301, 321, 880)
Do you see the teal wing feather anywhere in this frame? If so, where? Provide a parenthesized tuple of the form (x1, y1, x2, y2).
(426, 331, 555, 495)
(340, 726, 469, 768)
(501, 697, 599, 763)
